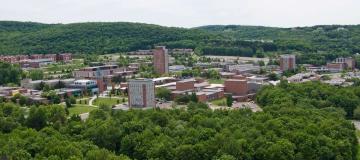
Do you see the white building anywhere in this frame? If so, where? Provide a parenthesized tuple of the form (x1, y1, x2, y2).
(226, 64, 260, 73)
(128, 79, 155, 108)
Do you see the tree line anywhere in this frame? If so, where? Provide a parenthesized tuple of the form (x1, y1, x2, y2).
(2, 21, 360, 61)
(0, 95, 357, 159)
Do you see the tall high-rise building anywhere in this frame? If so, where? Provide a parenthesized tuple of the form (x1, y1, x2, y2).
(128, 79, 155, 108)
(280, 55, 296, 71)
(153, 46, 169, 74)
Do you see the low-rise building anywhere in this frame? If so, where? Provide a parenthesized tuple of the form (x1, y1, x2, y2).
(56, 53, 72, 62)
(226, 64, 260, 74)
(220, 72, 236, 79)
(326, 57, 356, 72)
(70, 79, 99, 95)
(176, 79, 195, 91)
(224, 77, 264, 102)
(327, 63, 346, 72)
(20, 59, 54, 68)
(21, 79, 76, 90)
(169, 65, 188, 72)
(196, 89, 224, 102)
(287, 73, 319, 83)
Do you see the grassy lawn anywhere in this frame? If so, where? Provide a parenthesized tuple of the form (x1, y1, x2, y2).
(93, 97, 127, 107)
(76, 98, 90, 105)
(209, 79, 225, 84)
(211, 98, 227, 106)
(44, 60, 86, 73)
(68, 104, 97, 116)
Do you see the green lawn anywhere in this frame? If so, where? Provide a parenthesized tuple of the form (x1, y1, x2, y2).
(44, 59, 86, 73)
(208, 79, 225, 84)
(211, 98, 227, 106)
(76, 98, 90, 105)
(68, 104, 97, 115)
(93, 97, 127, 107)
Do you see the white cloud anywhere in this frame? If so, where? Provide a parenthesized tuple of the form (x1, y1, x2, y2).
(0, 0, 359, 27)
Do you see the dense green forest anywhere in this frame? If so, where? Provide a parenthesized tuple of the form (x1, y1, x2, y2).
(0, 82, 359, 159)
(0, 62, 23, 85)
(1, 21, 360, 61)
(198, 25, 360, 64)
(197, 25, 360, 54)
(256, 81, 360, 118)
(0, 21, 214, 54)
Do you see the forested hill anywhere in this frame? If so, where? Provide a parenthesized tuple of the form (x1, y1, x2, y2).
(1, 21, 360, 56)
(0, 21, 216, 54)
(197, 25, 360, 54)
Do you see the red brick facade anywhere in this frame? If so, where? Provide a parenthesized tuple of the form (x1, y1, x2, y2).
(280, 55, 296, 71)
(176, 80, 195, 91)
(153, 46, 168, 74)
(224, 79, 248, 95)
(0, 53, 72, 65)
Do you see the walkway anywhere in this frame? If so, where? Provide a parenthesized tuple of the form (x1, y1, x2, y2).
(88, 95, 98, 107)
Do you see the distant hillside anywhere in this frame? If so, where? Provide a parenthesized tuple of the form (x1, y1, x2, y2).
(0, 21, 216, 54)
(1, 21, 360, 60)
(197, 25, 360, 54)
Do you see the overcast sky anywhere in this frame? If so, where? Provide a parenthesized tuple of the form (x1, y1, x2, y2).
(1, 0, 359, 28)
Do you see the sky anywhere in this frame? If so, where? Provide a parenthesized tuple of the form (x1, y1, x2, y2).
(0, 0, 359, 28)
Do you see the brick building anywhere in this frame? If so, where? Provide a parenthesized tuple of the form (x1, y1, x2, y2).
(176, 79, 195, 91)
(280, 55, 296, 71)
(56, 53, 72, 62)
(0, 53, 72, 66)
(153, 46, 169, 74)
(43, 54, 57, 61)
(29, 54, 44, 60)
(20, 59, 54, 68)
(327, 63, 346, 72)
(328, 57, 356, 71)
(224, 79, 248, 96)
(196, 89, 224, 102)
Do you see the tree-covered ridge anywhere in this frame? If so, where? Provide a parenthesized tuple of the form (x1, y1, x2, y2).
(0, 98, 357, 159)
(0, 21, 216, 54)
(198, 25, 360, 54)
(256, 81, 360, 118)
(1, 21, 360, 57)
(0, 21, 52, 32)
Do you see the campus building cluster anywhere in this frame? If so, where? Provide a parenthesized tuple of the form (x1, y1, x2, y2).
(2, 44, 359, 110)
(0, 53, 72, 68)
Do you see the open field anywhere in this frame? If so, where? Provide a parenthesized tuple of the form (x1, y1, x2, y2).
(208, 79, 225, 84)
(68, 104, 97, 115)
(211, 98, 227, 106)
(93, 97, 127, 107)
